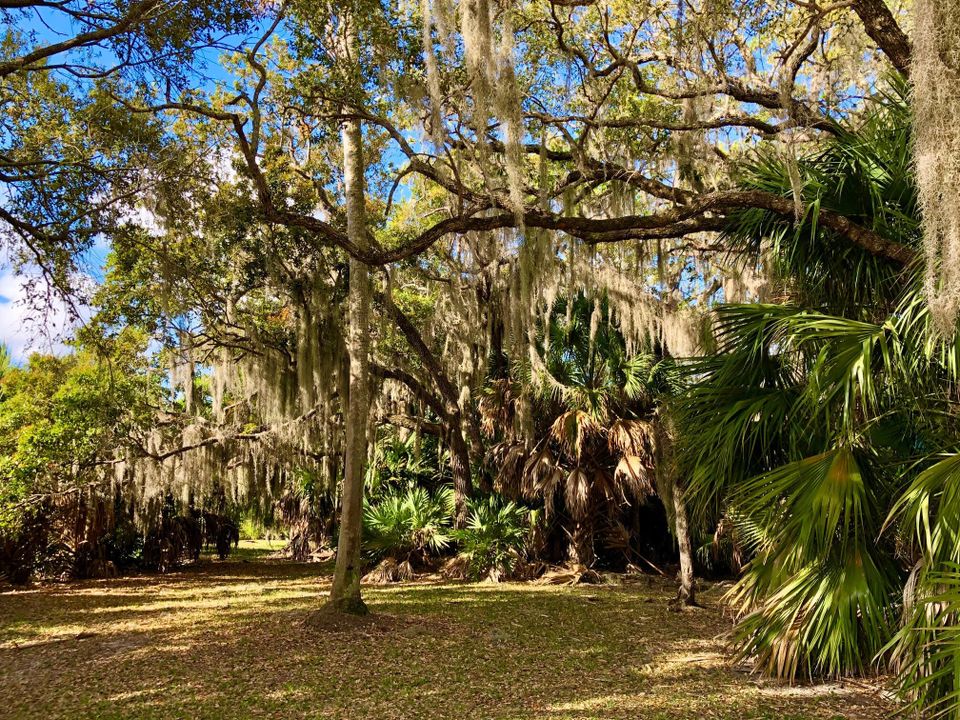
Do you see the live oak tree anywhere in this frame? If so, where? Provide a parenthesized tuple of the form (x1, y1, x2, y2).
(18, 5, 960, 714)
(11, 0, 946, 628)
(102, 0, 921, 607)
(328, 4, 372, 615)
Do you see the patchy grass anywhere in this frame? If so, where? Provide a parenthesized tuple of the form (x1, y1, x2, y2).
(0, 541, 892, 720)
(212, 537, 286, 562)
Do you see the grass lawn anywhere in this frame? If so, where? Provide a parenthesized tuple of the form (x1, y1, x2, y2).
(0, 541, 892, 719)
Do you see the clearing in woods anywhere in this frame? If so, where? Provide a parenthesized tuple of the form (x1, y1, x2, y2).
(0, 542, 892, 720)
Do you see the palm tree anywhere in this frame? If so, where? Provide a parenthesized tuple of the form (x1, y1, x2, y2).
(676, 76, 960, 696)
(482, 293, 692, 593)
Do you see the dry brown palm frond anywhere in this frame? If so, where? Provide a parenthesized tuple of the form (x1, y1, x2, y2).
(598, 519, 632, 555)
(522, 446, 564, 517)
(535, 565, 603, 585)
(549, 410, 600, 461)
(615, 455, 657, 498)
(440, 554, 472, 580)
(607, 418, 656, 458)
(589, 467, 618, 506)
(522, 446, 556, 494)
(564, 467, 591, 521)
(478, 378, 515, 439)
(542, 473, 562, 520)
(363, 557, 415, 584)
(711, 517, 744, 575)
(511, 558, 546, 581)
(535, 567, 581, 585)
(490, 440, 527, 497)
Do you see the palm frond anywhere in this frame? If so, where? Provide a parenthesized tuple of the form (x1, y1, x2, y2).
(726, 448, 897, 679)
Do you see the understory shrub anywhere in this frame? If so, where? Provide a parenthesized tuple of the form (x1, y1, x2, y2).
(0, 501, 49, 584)
(453, 495, 530, 581)
(362, 485, 453, 581)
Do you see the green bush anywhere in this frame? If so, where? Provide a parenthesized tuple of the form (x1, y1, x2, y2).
(0, 501, 49, 584)
(239, 515, 266, 541)
(454, 495, 529, 581)
(363, 485, 453, 568)
(103, 511, 143, 572)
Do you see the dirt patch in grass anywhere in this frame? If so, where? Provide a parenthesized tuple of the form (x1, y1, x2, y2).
(0, 541, 895, 720)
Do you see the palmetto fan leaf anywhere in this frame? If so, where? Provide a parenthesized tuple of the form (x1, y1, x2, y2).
(479, 378, 516, 438)
(889, 565, 960, 720)
(489, 440, 527, 498)
(889, 453, 960, 565)
(563, 468, 591, 522)
(892, 288, 960, 389)
(721, 75, 916, 321)
(678, 306, 801, 521)
(728, 448, 896, 679)
(740, 306, 901, 437)
(733, 449, 875, 561)
(733, 551, 894, 679)
(454, 495, 530, 581)
(680, 291, 932, 526)
(607, 418, 655, 458)
(362, 486, 453, 563)
(522, 445, 563, 518)
(656, 72, 960, 717)
(614, 456, 655, 499)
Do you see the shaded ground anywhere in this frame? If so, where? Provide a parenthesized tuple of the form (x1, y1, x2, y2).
(0, 541, 893, 719)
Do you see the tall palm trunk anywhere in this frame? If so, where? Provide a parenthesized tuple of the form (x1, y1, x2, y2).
(327, 12, 370, 615)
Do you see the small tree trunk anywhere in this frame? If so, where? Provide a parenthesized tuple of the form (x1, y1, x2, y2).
(673, 483, 697, 606)
(328, 140, 370, 614)
(448, 423, 473, 529)
(327, 13, 370, 616)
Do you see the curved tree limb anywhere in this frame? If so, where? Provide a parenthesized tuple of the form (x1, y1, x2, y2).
(851, 0, 911, 76)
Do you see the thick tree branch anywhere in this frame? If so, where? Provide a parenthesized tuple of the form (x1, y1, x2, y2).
(851, 0, 911, 76)
(370, 363, 448, 421)
(382, 413, 442, 436)
(373, 190, 915, 265)
(381, 294, 460, 415)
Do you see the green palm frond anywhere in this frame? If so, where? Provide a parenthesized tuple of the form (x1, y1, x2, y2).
(728, 448, 896, 679)
(454, 494, 530, 581)
(889, 453, 960, 567)
(721, 76, 917, 320)
(888, 565, 960, 720)
(362, 485, 453, 562)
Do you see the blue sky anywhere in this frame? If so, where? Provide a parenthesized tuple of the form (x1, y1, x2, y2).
(0, 268, 72, 361)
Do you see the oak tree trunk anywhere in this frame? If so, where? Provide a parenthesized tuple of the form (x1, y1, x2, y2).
(448, 423, 473, 529)
(327, 12, 370, 616)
